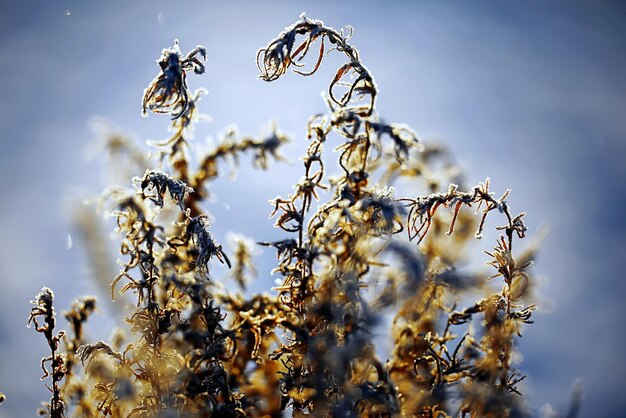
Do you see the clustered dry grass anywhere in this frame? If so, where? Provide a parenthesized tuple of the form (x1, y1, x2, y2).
(18, 15, 580, 418)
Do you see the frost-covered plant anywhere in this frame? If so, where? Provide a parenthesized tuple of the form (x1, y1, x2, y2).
(22, 15, 581, 418)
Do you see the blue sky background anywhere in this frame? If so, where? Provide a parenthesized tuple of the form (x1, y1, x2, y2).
(0, 1, 625, 416)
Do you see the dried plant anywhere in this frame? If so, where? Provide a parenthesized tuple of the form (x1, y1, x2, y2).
(28, 288, 66, 417)
(142, 40, 207, 119)
(20, 15, 580, 418)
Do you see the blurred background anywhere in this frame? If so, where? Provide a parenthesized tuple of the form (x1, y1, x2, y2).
(1, 1, 625, 416)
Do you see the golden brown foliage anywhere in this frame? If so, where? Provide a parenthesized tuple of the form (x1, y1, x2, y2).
(22, 16, 579, 418)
